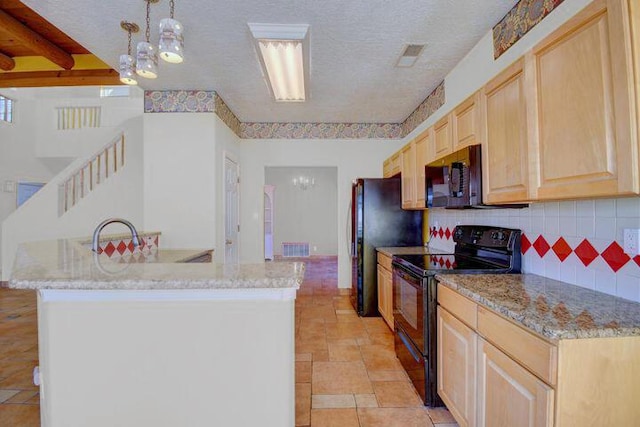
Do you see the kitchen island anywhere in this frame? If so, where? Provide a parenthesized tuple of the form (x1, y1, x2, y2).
(9, 236, 305, 427)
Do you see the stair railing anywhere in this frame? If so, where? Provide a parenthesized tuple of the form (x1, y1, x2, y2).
(58, 133, 125, 216)
(56, 106, 101, 130)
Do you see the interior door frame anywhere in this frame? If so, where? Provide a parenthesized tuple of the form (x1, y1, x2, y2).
(223, 151, 240, 264)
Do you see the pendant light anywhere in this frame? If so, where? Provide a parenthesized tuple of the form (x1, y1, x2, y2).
(136, 0, 159, 79)
(159, 0, 184, 63)
(119, 21, 139, 85)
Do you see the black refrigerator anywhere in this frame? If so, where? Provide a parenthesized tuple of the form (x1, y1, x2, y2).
(350, 177, 423, 316)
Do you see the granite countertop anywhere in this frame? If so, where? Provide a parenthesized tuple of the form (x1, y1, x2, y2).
(377, 246, 451, 256)
(9, 236, 304, 292)
(436, 274, 640, 340)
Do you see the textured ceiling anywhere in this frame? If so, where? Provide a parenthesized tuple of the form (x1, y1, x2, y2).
(21, 0, 518, 123)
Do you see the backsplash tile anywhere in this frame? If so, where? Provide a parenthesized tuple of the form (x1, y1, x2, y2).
(428, 197, 640, 302)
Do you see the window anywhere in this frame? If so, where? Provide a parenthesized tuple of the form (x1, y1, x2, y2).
(100, 86, 130, 98)
(0, 94, 14, 123)
(17, 182, 45, 207)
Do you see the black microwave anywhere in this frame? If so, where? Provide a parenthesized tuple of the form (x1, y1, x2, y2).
(426, 145, 482, 208)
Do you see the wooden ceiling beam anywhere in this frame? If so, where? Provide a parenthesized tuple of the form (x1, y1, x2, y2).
(0, 9, 74, 69)
(0, 69, 121, 87)
(0, 51, 15, 70)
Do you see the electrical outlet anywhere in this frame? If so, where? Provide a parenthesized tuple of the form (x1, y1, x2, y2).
(623, 229, 640, 256)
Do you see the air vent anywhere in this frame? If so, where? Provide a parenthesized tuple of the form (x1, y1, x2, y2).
(396, 44, 425, 67)
(282, 242, 310, 257)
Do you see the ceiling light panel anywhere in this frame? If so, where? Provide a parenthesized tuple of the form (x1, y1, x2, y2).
(249, 23, 309, 102)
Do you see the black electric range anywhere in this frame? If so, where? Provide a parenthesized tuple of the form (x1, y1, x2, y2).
(391, 225, 521, 406)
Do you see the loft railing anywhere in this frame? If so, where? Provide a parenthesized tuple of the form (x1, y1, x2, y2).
(56, 106, 101, 130)
(58, 133, 125, 215)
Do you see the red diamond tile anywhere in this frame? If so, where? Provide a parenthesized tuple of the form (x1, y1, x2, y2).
(445, 259, 452, 269)
(128, 241, 135, 252)
(574, 239, 599, 267)
(634, 255, 640, 268)
(116, 240, 127, 255)
(154, 236, 159, 246)
(438, 228, 444, 238)
(438, 257, 445, 267)
(551, 237, 572, 262)
(521, 234, 531, 255)
(103, 242, 116, 257)
(532, 236, 550, 258)
(601, 242, 631, 273)
(431, 227, 436, 237)
(445, 228, 451, 240)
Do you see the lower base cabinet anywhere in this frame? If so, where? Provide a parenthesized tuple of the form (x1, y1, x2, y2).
(376, 252, 393, 330)
(477, 338, 554, 427)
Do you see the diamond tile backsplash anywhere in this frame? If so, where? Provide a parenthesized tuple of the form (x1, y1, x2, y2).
(428, 197, 640, 302)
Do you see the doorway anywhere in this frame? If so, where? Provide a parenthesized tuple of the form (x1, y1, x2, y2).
(224, 153, 240, 263)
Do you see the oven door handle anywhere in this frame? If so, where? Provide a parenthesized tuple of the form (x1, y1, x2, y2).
(397, 327, 422, 364)
(393, 265, 423, 291)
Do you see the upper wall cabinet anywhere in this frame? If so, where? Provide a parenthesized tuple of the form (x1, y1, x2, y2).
(401, 129, 430, 210)
(383, 150, 402, 178)
(433, 115, 453, 160)
(483, 59, 531, 204)
(452, 91, 484, 151)
(527, 0, 640, 200)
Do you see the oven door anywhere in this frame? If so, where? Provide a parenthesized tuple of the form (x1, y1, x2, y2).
(392, 263, 425, 354)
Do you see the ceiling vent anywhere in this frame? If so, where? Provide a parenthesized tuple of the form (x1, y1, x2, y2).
(396, 44, 425, 67)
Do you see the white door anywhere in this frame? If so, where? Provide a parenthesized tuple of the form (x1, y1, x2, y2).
(224, 154, 240, 263)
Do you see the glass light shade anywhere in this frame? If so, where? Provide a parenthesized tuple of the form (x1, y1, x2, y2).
(159, 18, 184, 64)
(119, 54, 138, 85)
(257, 39, 305, 101)
(136, 41, 158, 78)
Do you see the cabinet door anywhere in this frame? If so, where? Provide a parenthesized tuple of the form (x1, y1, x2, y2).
(437, 306, 477, 427)
(401, 143, 416, 209)
(483, 59, 530, 203)
(529, 0, 639, 199)
(453, 92, 483, 151)
(377, 264, 393, 330)
(383, 158, 392, 178)
(414, 131, 429, 208)
(477, 338, 554, 427)
(433, 115, 453, 160)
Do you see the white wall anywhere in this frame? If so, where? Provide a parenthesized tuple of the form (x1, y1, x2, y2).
(420, 0, 640, 302)
(143, 113, 240, 255)
(265, 167, 338, 256)
(1, 118, 145, 280)
(239, 139, 405, 287)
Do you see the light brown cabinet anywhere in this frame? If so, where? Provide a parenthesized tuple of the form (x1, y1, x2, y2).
(438, 282, 640, 427)
(376, 252, 393, 330)
(437, 306, 477, 427)
(433, 115, 453, 160)
(453, 91, 484, 151)
(527, 0, 639, 199)
(383, 151, 401, 178)
(477, 338, 554, 427)
(401, 130, 430, 209)
(482, 59, 530, 204)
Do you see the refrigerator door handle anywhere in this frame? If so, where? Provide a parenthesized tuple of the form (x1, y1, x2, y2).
(346, 199, 352, 256)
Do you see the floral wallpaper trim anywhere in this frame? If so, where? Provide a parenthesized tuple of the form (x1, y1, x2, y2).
(493, 0, 566, 59)
(144, 90, 215, 113)
(239, 122, 402, 139)
(400, 81, 445, 137)
(144, 82, 445, 139)
(214, 94, 241, 136)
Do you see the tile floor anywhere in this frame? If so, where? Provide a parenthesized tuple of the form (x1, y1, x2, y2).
(293, 256, 458, 427)
(0, 257, 458, 426)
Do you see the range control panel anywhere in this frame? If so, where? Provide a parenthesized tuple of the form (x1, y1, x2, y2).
(452, 225, 521, 250)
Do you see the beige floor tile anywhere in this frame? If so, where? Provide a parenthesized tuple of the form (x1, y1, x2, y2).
(325, 322, 368, 340)
(355, 393, 378, 408)
(4, 390, 37, 404)
(312, 351, 330, 362)
(310, 408, 360, 427)
(373, 381, 423, 408)
(311, 394, 356, 409)
(328, 343, 362, 362)
(360, 344, 403, 371)
(0, 389, 19, 403)
(312, 361, 373, 394)
(366, 370, 408, 382)
(427, 407, 457, 424)
(296, 353, 312, 362)
(357, 407, 434, 427)
(296, 383, 312, 426)
(0, 404, 40, 427)
(296, 361, 312, 383)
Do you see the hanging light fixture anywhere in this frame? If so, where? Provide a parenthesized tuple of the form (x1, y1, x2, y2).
(136, 0, 159, 79)
(119, 21, 139, 85)
(159, 0, 184, 63)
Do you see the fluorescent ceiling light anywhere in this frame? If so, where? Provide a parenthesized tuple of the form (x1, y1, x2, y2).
(249, 23, 309, 102)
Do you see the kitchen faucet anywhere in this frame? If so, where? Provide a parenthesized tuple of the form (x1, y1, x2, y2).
(92, 218, 140, 252)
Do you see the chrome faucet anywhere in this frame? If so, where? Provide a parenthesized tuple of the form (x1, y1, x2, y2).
(92, 218, 140, 252)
